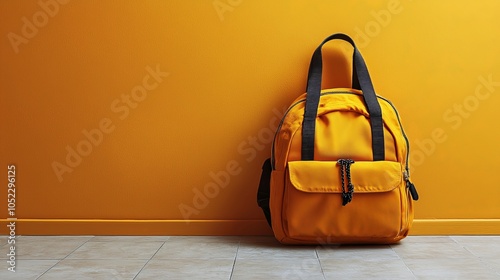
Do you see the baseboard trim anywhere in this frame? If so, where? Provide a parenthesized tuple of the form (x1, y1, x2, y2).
(410, 219, 500, 235)
(1, 219, 274, 235)
(1, 219, 499, 235)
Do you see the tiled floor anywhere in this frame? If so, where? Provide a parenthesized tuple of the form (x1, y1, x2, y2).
(1, 235, 500, 279)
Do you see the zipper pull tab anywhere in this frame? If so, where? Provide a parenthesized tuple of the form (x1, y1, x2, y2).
(406, 180, 419, 201)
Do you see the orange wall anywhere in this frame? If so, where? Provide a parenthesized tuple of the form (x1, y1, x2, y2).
(1, 0, 499, 235)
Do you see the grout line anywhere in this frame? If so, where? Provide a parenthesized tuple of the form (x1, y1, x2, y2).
(35, 260, 63, 280)
(132, 241, 167, 280)
(398, 257, 418, 280)
(35, 235, 95, 279)
(228, 240, 240, 280)
(449, 235, 460, 244)
(316, 248, 327, 280)
(389, 243, 418, 279)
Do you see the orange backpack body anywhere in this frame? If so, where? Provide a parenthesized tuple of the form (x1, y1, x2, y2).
(258, 33, 418, 244)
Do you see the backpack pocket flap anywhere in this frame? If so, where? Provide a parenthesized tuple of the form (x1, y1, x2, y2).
(288, 160, 402, 193)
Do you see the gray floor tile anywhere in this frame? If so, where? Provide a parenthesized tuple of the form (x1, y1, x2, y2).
(462, 242, 500, 259)
(2, 236, 92, 260)
(321, 258, 415, 279)
(1, 235, 499, 279)
(403, 235, 456, 243)
(404, 258, 500, 279)
(238, 235, 278, 244)
(317, 244, 399, 260)
(232, 258, 325, 280)
(167, 235, 241, 243)
(136, 258, 234, 280)
(237, 242, 317, 259)
(0, 260, 58, 279)
(66, 241, 163, 260)
(451, 235, 500, 243)
(38, 259, 147, 280)
(0, 235, 8, 246)
(483, 258, 500, 274)
(17, 235, 93, 243)
(391, 240, 476, 259)
(89, 236, 170, 242)
(153, 240, 238, 259)
(451, 236, 500, 259)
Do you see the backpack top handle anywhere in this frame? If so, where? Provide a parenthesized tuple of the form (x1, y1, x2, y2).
(301, 33, 385, 161)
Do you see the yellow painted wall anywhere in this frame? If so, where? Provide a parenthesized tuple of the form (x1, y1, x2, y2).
(1, 0, 500, 235)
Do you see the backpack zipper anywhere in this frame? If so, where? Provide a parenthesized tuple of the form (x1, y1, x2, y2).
(270, 91, 352, 169)
(378, 96, 418, 201)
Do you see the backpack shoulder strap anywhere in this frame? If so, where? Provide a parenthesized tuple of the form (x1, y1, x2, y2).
(257, 158, 272, 227)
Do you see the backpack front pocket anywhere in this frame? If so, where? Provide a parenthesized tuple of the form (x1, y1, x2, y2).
(283, 160, 405, 242)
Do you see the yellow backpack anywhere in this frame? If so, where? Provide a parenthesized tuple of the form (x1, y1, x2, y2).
(257, 33, 419, 244)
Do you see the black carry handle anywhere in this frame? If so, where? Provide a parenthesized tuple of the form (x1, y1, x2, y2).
(301, 33, 385, 161)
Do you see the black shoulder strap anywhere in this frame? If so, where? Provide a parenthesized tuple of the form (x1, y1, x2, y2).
(301, 33, 385, 161)
(257, 158, 272, 227)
